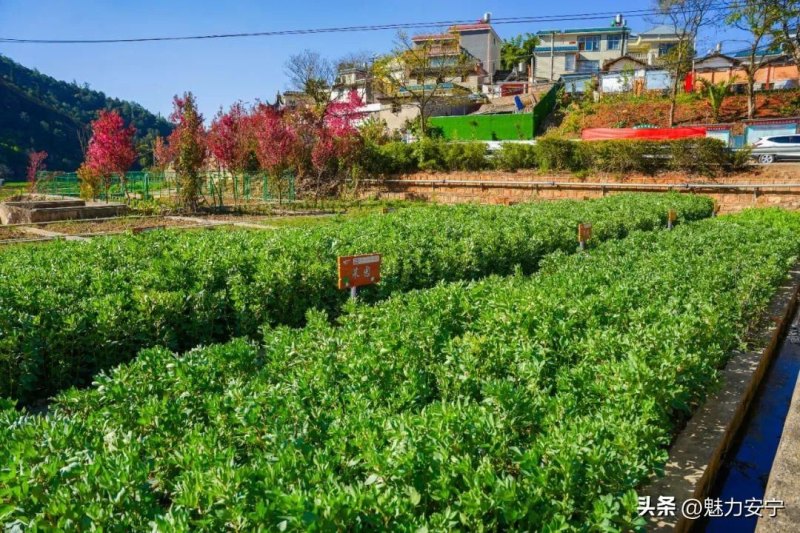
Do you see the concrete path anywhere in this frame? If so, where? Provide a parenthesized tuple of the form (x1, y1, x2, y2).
(16, 226, 88, 241)
(166, 216, 275, 230)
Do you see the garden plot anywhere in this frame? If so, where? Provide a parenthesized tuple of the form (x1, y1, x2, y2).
(0, 194, 712, 404)
(36, 216, 203, 236)
(2, 209, 799, 530)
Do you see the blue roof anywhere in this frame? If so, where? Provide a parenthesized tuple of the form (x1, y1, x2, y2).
(534, 45, 579, 53)
(731, 45, 783, 58)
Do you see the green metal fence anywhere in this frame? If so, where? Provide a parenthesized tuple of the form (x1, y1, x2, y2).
(35, 171, 295, 203)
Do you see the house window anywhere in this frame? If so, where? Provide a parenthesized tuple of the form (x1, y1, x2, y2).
(658, 43, 675, 56)
(607, 34, 622, 50)
(565, 54, 576, 72)
(576, 59, 600, 73)
(578, 35, 600, 52)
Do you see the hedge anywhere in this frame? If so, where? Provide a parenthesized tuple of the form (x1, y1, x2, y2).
(363, 137, 749, 176)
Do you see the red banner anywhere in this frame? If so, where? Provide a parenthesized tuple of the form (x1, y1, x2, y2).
(581, 127, 707, 141)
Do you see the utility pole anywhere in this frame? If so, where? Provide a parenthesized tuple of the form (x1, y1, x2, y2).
(550, 31, 555, 82)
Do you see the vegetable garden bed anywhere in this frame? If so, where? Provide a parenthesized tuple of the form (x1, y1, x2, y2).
(2, 209, 799, 530)
(36, 216, 200, 235)
(0, 194, 712, 404)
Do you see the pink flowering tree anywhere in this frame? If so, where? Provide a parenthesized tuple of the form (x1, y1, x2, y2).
(252, 104, 297, 204)
(84, 110, 137, 200)
(305, 90, 364, 201)
(169, 93, 207, 212)
(26, 150, 48, 192)
(152, 135, 174, 173)
(207, 102, 254, 207)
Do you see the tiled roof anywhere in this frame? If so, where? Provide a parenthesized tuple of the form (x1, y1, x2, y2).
(450, 23, 492, 32)
(731, 45, 783, 58)
(638, 24, 679, 36)
(412, 33, 456, 41)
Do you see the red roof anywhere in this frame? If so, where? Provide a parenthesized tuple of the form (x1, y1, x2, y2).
(412, 33, 456, 41)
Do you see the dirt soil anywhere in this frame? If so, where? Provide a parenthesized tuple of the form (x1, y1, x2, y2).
(552, 89, 800, 136)
(0, 226, 32, 241)
(39, 217, 200, 235)
(203, 214, 277, 225)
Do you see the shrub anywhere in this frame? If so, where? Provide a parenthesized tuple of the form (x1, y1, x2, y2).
(442, 142, 489, 171)
(535, 136, 580, 171)
(493, 143, 538, 171)
(362, 141, 417, 175)
(577, 140, 665, 175)
(413, 137, 447, 172)
(667, 138, 729, 175)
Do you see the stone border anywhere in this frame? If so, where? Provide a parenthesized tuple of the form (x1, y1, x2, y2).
(643, 266, 800, 532)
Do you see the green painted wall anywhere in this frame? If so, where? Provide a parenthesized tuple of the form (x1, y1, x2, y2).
(429, 113, 534, 141)
(428, 83, 561, 141)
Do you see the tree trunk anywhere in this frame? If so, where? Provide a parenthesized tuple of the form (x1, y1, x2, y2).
(746, 73, 756, 119)
(668, 77, 679, 127)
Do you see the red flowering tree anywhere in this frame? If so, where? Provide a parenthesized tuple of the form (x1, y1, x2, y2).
(169, 92, 206, 212)
(207, 102, 254, 206)
(84, 110, 137, 200)
(304, 90, 364, 201)
(26, 150, 48, 192)
(152, 135, 174, 173)
(252, 104, 297, 204)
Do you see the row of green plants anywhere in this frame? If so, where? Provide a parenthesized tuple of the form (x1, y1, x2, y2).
(0, 194, 713, 404)
(362, 137, 750, 176)
(3, 209, 798, 530)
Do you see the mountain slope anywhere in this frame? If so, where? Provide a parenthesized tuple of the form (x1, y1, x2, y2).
(0, 54, 172, 179)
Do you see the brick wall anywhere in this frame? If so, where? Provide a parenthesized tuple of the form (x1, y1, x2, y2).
(360, 165, 800, 213)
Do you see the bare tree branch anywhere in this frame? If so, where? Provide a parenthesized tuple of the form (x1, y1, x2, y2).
(284, 50, 335, 106)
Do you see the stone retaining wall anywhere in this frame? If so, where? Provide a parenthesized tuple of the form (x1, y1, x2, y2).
(360, 164, 800, 212)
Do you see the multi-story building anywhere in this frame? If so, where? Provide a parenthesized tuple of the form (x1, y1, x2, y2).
(447, 22, 503, 83)
(533, 20, 681, 81)
(626, 24, 681, 65)
(331, 63, 375, 104)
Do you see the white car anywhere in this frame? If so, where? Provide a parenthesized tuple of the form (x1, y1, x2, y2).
(751, 135, 800, 164)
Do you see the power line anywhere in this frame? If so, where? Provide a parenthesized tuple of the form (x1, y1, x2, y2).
(0, 2, 753, 45)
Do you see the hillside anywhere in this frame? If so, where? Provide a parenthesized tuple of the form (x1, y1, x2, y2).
(549, 89, 800, 136)
(0, 54, 172, 180)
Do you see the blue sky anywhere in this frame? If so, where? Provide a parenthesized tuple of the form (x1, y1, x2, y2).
(0, 0, 743, 119)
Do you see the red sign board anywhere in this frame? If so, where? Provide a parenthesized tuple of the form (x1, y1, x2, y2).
(338, 254, 381, 290)
(578, 223, 593, 243)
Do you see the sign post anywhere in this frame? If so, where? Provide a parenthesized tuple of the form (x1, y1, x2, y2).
(338, 254, 382, 299)
(578, 223, 592, 251)
(667, 209, 677, 230)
